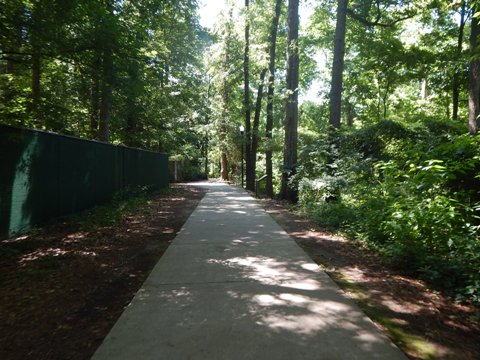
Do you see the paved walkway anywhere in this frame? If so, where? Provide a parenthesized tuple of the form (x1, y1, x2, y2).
(91, 183, 407, 360)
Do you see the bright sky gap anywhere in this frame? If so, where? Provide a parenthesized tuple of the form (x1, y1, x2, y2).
(198, 0, 322, 103)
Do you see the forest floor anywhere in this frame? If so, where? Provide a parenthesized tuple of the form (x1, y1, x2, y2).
(0, 184, 207, 360)
(259, 197, 480, 360)
(0, 183, 479, 360)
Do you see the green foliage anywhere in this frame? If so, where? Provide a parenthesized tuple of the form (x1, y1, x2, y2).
(74, 185, 154, 231)
(298, 118, 480, 304)
(0, 0, 207, 158)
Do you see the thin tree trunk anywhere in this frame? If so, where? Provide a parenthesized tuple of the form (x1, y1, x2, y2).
(345, 99, 354, 126)
(468, 8, 480, 135)
(244, 0, 253, 190)
(99, 44, 112, 142)
(31, 48, 41, 122)
(2, 6, 23, 107)
(328, 0, 348, 129)
(220, 16, 231, 181)
(265, 0, 282, 198)
(383, 90, 389, 119)
(280, 0, 299, 202)
(251, 68, 267, 181)
(90, 51, 101, 139)
(204, 134, 209, 177)
(98, 0, 115, 142)
(29, 1, 42, 125)
(453, 2, 466, 121)
(126, 64, 140, 147)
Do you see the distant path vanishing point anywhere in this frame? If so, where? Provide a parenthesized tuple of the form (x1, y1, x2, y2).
(91, 182, 408, 360)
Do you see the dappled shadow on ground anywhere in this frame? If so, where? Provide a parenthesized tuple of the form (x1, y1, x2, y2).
(258, 198, 480, 360)
(0, 185, 207, 360)
(93, 184, 405, 360)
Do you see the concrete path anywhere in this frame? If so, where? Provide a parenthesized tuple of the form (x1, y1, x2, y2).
(91, 183, 407, 360)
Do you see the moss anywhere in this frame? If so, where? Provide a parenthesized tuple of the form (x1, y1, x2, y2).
(328, 270, 438, 360)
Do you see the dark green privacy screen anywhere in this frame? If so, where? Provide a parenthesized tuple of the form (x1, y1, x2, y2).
(0, 125, 168, 239)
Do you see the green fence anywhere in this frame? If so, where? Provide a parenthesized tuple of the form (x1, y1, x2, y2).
(0, 124, 168, 239)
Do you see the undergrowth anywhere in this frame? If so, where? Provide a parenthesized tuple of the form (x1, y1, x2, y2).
(72, 185, 162, 231)
(297, 119, 480, 305)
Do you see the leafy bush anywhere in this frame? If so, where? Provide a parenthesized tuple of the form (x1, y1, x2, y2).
(298, 119, 480, 303)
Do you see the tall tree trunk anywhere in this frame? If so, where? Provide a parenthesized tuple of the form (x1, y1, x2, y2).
(345, 99, 354, 126)
(251, 68, 267, 181)
(220, 18, 231, 181)
(29, 1, 42, 126)
(244, 0, 254, 190)
(453, 2, 466, 121)
(328, 0, 348, 129)
(98, 0, 114, 142)
(280, 0, 299, 202)
(30, 15, 43, 126)
(90, 51, 101, 139)
(265, 0, 282, 198)
(31, 47, 41, 124)
(221, 152, 229, 181)
(204, 132, 209, 178)
(125, 64, 140, 147)
(468, 7, 480, 135)
(99, 44, 112, 142)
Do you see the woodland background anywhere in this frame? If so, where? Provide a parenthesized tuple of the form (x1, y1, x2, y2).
(1, 0, 479, 304)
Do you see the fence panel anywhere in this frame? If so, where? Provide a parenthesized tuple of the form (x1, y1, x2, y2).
(0, 125, 168, 239)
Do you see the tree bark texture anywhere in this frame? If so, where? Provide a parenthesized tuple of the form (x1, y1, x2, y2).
(244, 0, 254, 190)
(328, 0, 348, 129)
(220, 26, 231, 181)
(29, 1, 42, 125)
(468, 8, 480, 135)
(280, 0, 299, 202)
(265, 0, 282, 198)
(453, 2, 466, 121)
(251, 68, 267, 180)
(90, 78, 100, 138)
(99, 44, 112, 142)
(221, 151, 229, 181)
(125, 64, 141, 147)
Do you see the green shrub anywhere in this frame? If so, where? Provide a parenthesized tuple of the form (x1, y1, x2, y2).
(297, 119, 480, 303)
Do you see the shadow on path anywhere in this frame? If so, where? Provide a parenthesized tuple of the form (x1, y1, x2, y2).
(91, 183, 407, 360)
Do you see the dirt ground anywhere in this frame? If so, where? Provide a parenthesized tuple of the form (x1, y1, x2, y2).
(1, 183, 479, 360)
(258, 197, 480, 360)
(0, 184, 207, 360)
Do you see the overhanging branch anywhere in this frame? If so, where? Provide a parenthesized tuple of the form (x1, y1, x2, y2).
(347, 8, 416, 28)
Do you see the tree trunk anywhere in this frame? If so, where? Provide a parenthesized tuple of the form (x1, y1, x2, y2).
(280, 0, 299, 203)
(98, 0, 115, 142)
(328, 0, 348, 129)
(29, 1, 42, 126)
(125, 64, 140, 147)
(251, 68, 267, 181)
(204, 133, 209, 177)
(221, 152, 229, 181)
(453, 2, 466, 121)
(220, 17, 231, 181)
(468, 8, 480, 135)
(99, 44, 112, 142)
(31, 47, 41, 123)
(265, 0, 282, 198)
(421, 79, 427, 100)
(345, 99, 354, 126)
(90, 51, 101, 139)
(244, 0, 253, 190)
